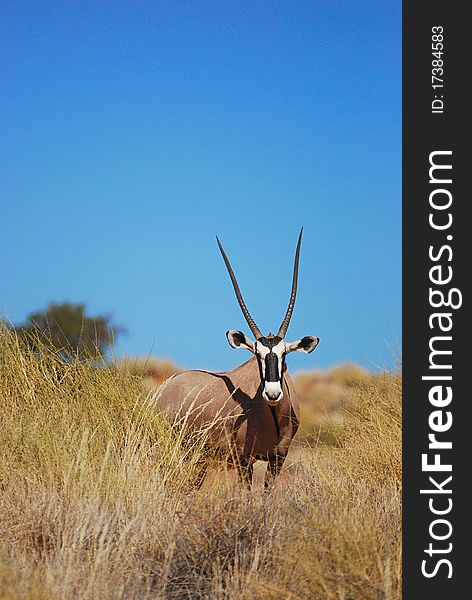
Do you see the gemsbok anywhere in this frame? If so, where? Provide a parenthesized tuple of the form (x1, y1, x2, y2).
(155, 228, 320, 489)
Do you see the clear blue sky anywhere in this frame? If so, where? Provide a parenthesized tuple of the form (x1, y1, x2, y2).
(1, 1, 401, 372)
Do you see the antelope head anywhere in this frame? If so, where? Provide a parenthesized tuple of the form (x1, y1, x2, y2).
(217, 228, 320, 406)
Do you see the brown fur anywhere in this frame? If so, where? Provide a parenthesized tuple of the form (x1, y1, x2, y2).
(154, 356, 300, 488)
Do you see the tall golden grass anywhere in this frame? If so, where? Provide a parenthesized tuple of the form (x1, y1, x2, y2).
(0, 326, 401, 599)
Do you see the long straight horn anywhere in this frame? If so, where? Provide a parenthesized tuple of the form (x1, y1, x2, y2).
(277, 228, 303, 339)
(216, 236, 263, 340)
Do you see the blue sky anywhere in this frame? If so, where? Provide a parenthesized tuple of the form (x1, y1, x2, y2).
(1, 1, 401, 372)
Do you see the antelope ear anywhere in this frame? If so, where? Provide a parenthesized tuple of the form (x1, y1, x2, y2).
(285, 336, 319, 354)
(226, 330, 255, 353)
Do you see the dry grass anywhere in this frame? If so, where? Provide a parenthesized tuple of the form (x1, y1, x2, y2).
(118, 356, 181, 388)
(0, 326, 401, 599)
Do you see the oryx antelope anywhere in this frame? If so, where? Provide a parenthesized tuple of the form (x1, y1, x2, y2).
(155, 228, 319, 489)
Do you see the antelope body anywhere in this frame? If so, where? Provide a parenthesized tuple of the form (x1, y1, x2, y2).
(155, 229, 319, 488)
